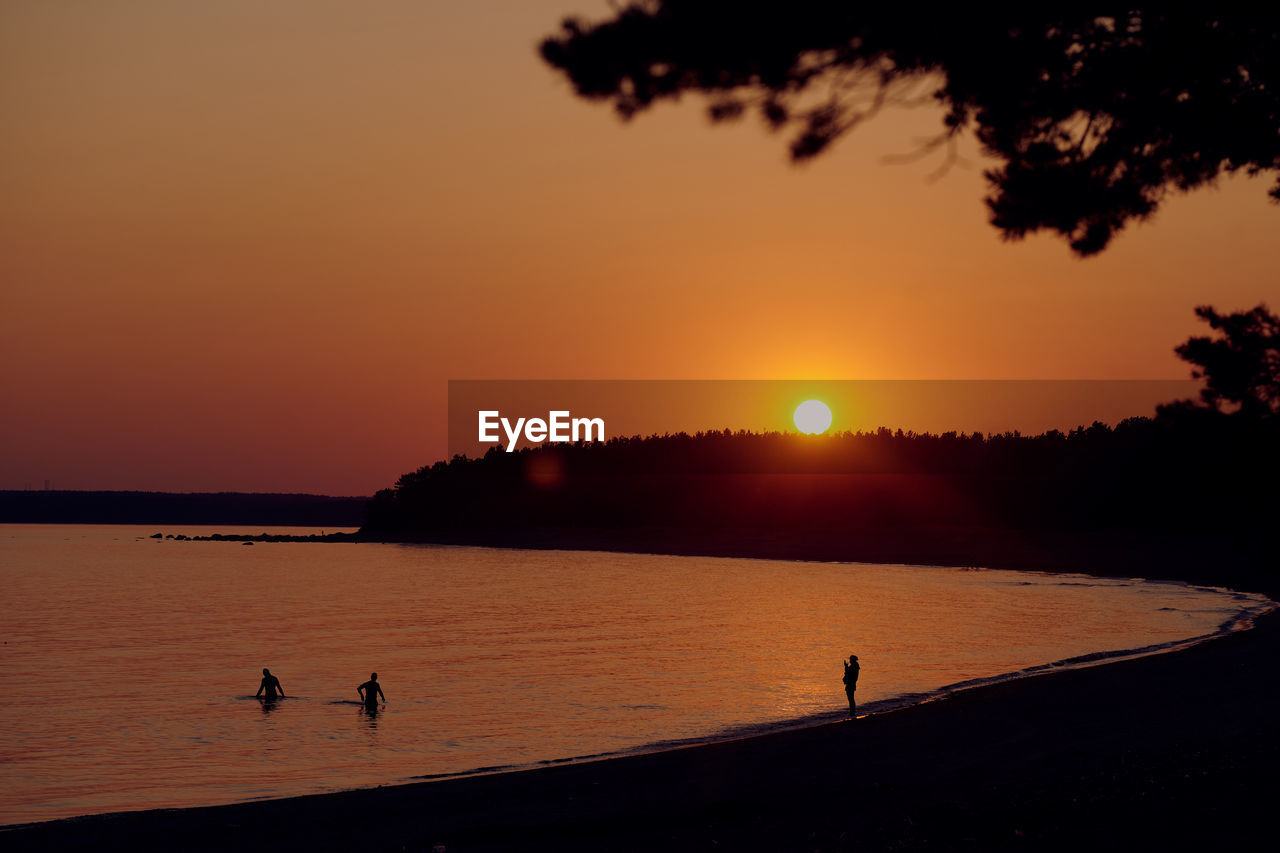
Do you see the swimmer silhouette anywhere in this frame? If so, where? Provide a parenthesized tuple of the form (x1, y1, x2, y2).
(256, 668, 285, 701)
(358, 672, 385, 709)
(843, 654, 859, 717)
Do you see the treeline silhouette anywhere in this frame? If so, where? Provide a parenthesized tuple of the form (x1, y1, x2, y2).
(0, 491, 367, 526)
(363, 410, 1277, 537)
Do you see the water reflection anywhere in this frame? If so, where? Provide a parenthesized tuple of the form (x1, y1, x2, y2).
(1, 528, 1266, 825)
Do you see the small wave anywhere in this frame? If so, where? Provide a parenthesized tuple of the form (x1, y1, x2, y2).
(539, 753, 612, 766)
(410, 764, 519, 781)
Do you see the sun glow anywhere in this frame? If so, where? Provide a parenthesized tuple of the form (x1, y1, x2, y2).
(793, 399, 833, 434)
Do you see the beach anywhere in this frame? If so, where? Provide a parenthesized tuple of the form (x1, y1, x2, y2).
(4, 533, 1277, 852)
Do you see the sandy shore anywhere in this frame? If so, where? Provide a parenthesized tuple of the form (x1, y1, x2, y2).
(5, 534, 1278, 851)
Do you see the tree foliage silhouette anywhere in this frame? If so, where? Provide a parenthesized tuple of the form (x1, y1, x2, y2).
(1169, 304, 1280, 419)
(541, 3, 1280, 255)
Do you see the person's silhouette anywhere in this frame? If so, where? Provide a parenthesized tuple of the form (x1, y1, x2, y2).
(358, 672, 386, 710)
(256, 668, 285, 701)
(843, 654, 859, 717)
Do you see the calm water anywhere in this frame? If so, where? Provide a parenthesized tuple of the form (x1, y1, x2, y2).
(0, 524, 1270, 825)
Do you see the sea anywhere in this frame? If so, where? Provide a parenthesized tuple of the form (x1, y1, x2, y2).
(0, 523, 1271, 826)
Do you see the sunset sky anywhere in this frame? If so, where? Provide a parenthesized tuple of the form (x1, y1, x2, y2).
(2, 1, 1277, 495)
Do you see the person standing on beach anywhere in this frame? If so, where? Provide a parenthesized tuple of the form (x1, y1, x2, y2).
(256, 668, 285, 701)
(843, 654, 859, 717)
(358, 672, 385, 710)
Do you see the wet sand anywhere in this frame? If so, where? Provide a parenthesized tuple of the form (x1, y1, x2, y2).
(5, 531, 1278, 851)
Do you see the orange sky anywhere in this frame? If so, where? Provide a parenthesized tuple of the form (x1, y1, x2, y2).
(1, 1, 1277, 495)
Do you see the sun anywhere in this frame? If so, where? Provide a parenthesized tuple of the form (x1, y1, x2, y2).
(793, 399, 833, 435)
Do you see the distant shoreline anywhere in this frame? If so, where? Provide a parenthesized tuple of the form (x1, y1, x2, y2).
(0, 490, 368, 527)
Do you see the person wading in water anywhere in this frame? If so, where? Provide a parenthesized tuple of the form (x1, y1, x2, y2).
(358, 672, 386, 710)
(256, 668, 285, 701)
